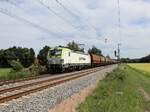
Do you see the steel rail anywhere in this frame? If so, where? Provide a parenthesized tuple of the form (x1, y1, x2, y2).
(0, 67, 105, 103)
(0, 67, 103, 94)
(0, 66, 105, 86)
(0, 74, 50, 86)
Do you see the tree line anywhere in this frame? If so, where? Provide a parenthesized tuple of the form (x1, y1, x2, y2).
(0, 46, 35, 67)
(120, 54, 150, 63)
(3, 40, 150, 68)
(0, 41, 103, 68)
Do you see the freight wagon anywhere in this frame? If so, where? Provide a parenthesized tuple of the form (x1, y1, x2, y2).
(90, 54, 106, 67)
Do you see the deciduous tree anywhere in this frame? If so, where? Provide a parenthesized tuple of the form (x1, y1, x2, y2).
(88, 46, 102, 56)
(37, 46, 50, 66)
(67, 41, 84, 53)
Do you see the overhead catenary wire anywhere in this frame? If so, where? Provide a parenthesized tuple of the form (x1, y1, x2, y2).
(1, 0, 108, 43)
(65, 0, 97, 30)
(59, 0, 109, 43)
(54, 0, 85, 29)
(3, 0, 70, 36)
(2, 0, 27, 12)
(36, 0, 79, 29)
(55, 0, 109, 48)
(0, 0, 89, 43)
(36, 0, 90, 41)
(37, 0, 98, 40)
(55, 0, 79, 18)
(0, 8, 61, 37)
(54, 0, 98, 35)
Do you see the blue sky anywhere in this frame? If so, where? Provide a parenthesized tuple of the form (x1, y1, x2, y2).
(0, 0, 150, 58)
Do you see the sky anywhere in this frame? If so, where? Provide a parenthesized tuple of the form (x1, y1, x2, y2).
(0, 0, 150, 58)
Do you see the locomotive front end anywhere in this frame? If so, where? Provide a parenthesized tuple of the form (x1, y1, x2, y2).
(47, 47, 64, 72)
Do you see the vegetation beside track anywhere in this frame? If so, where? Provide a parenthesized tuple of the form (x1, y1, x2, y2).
(0, 61, 46, 80)
(0, 68, 11, 77)
(78, 65, 150, 112)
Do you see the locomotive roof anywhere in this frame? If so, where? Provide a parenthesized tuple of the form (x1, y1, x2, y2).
(49, 47, 89, 55)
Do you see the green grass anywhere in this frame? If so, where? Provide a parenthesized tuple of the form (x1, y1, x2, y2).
(0, 68, 30, 80)
(128, 63, 150, 73)
(0, 64, 46, 80)
(0, 68, 11, 77)
(128, 63, 150, 94)
(78, 65, 150, 112)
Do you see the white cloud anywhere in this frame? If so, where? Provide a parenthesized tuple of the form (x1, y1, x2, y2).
(0, 0, 150, 58)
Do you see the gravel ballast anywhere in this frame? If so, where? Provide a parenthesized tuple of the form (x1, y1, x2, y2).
(0, 65, 117, 112)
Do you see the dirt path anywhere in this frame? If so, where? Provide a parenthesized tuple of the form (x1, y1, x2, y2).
(139, 88, 150, 101)
(139, 87, 150, 112)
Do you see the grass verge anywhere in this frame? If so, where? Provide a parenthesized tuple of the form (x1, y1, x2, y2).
(0, 62, 47, 80)
(78, 65, 149, 112)
(0, 68, 11, 77)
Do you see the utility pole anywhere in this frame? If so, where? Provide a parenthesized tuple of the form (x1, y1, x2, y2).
(114, 43, 121, 68)
(114, 43, 121, 61)
(117, 43, 121, 60)
(104, 38, 108, 56)
(105, 38, 108, 44)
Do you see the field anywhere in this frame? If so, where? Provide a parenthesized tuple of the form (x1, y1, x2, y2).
(128, 63, 150, 73)
(78, 65, 150, 112)
(0, 68, 11, 80)
(0, 68, 11, 77)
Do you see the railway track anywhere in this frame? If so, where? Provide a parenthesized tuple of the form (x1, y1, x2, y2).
(0, 67, 103, 86)
(0, 66, 109, 103)
(0, 74, 51, 86)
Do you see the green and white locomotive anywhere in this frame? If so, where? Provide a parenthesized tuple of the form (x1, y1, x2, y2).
(47, 47, 91, 72)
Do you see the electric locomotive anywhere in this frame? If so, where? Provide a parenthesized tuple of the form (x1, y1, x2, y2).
(47, 47, 91, 72)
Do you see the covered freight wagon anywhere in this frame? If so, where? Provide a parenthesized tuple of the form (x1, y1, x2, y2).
(105, 57, 112, 64)
(90, 53, 105, 67)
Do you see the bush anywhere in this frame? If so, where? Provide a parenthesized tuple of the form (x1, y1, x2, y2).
(105, 68, 126, 82)
(39, 65, 47, 74)
(0, 69, 30, 80)
(4, 60, 30, 80)
(0, 61, 47, 80)
(7, 70, 30, 80)
(10, 60, 24, 71)
(29, 63, 47, 76)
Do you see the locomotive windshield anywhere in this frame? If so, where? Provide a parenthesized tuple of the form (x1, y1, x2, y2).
(49, 49, 62, 56)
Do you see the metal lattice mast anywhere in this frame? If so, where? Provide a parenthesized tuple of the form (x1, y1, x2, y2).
(117, 0, 121, 60)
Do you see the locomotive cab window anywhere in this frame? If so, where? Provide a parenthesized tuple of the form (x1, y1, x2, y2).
(68, 52, 70, 56)
(49, 49, 62, 56)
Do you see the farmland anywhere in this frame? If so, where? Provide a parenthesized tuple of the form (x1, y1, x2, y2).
(78, 65, 150, 112)
(128, 63, 150, 73)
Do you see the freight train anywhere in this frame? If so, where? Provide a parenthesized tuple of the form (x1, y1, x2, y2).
(47, 47, 116, 73)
